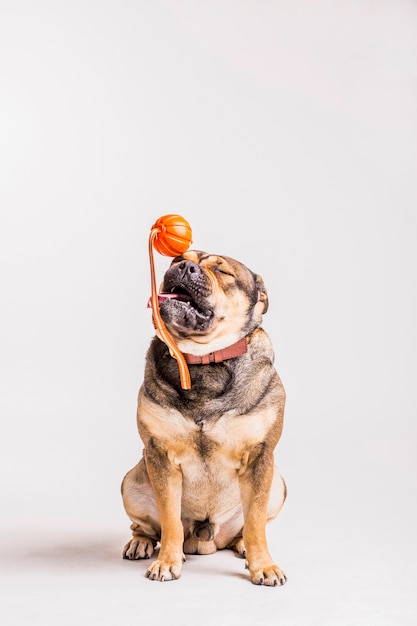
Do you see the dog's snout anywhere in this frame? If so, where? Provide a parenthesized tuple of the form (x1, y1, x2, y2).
(178, 260, 201, 279)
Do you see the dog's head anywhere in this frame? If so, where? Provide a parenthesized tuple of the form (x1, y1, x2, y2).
(157, 250, 268, 354)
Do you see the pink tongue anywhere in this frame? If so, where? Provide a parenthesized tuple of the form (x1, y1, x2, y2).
(147, 292, 191, 308)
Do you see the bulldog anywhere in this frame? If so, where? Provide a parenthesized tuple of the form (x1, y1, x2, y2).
(121, 250, 287, 586)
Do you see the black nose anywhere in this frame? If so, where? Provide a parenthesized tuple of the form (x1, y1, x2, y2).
(178, 260, 201, 280)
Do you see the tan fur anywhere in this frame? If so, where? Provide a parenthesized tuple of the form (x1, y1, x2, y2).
(121, 251, 287, 586)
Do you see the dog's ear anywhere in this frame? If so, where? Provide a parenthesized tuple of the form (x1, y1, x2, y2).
(255, 274, 269, 314)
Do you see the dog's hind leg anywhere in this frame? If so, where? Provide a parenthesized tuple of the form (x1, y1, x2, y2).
(121, 460, 161, 560)
(228, 535, 246, 558)
(123, 523, 157, 560)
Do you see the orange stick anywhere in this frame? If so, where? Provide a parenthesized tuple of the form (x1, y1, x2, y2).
(148, 228, 191, 390)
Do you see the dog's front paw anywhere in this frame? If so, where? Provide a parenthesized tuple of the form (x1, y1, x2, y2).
(247, 562, 287, 587)
(145, 556, 184, 582)
(123, 536, 156, 560)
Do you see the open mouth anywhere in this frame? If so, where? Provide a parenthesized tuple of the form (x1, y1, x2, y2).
(147, 292, 192, 307)
(157, 285, 214, 333)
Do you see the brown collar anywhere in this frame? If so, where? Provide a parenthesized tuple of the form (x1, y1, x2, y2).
(181, 336, 248, 365)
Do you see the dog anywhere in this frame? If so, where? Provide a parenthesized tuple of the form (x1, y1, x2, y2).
(121, 250, 287, 586)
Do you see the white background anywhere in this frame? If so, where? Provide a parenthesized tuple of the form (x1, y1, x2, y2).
(1, 1, 416, 624)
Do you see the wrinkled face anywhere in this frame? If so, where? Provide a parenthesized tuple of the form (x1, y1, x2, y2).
(158, 250, 268, 350)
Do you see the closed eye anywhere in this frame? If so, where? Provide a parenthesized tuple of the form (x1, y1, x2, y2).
(214, 267, 234, 277)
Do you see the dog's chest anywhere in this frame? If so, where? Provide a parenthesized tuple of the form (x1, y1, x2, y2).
(138, 391, 277, 472)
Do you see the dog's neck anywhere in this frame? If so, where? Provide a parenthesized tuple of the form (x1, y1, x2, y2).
(180, 336, 248, 365)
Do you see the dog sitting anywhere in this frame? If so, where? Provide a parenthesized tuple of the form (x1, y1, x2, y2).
(121, 250, 287, 586)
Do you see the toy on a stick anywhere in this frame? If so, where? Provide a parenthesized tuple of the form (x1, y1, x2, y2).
(148, 214, 193, 389)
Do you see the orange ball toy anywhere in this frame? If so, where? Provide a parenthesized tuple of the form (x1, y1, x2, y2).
(148, 214, 193, 390)
(151, 214, 193, 256)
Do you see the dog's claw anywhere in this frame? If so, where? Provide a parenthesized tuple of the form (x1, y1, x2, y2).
(123, 536, 155, 560)
(228, 537, 247, 559)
